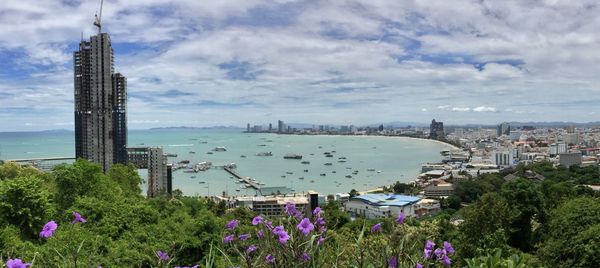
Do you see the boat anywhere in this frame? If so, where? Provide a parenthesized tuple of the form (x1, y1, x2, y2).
(189, 151, 196, 154)
(207, 152, 213, 154)
(224, 163, 237, 169)
(256, 152, 273, 156)
(320, 173, 326, 176)
(324, 163, 332, 166)
(377, 170, 382, 173)
(310, 180, 315, 183)
(338, 157, 347, 159)
(191, 176, 196, 179)
(367, 168, 376, 172)
(332, 171, 336, 173)
(257, 144, 267, 147)
(240, 185, 247, 189)
(200, 141, 208, 144)
(346, 175, 352, 178)
(338, 160, 347, 163)
(166, 153, 178, 157)
(304, 169, 309, 172)
(301, 161, 310, 164)
(213, 147, 227, 152)
(326, 154, 333, 157)
(286, 171, 293, 175)
(183, 169, 196, 173)
(283, 154, 302, 159)
(309, 153, 315, 156)
(332, 150, 337, 153)
(240, 155, 247, 158)
(298, 177, 304, 180)
(195, 161, 212, 171)
(179, 160, 190, 164)
(353, 170, 359, 174)
(198, 181, 206, 184)
(324, 152, 330, 155)
(236, 189, 241, 191)
(281, 175, 286, 178)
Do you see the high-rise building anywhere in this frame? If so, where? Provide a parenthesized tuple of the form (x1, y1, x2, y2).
(268, 123, 272, 132)
(247, 123, 250, 133)
(147, 147, 169, 197)
(429, 119, 444, 139)
(497, 122, 510, 136)
(74, 30, 127, 172)
(278, 120, 284, 133)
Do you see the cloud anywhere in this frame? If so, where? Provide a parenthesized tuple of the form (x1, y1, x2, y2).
(473, 106, 497, 112)
(0, 0, 599, 130)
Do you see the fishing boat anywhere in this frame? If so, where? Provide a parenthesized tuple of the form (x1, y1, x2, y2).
(301, 161, 310, 164)
(283, 154, 302, 159)
(346, 175, 352, 178)
(324, 163, 332, 166)
(213, 147, 227, 151)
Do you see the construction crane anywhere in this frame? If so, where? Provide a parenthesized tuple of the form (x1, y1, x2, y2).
(93, 0, 104, 33)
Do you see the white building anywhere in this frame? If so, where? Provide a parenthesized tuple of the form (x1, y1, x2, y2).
(549, 142, 567, 156)
(345, 194, 439, 219)
(491, 148, 514, 167)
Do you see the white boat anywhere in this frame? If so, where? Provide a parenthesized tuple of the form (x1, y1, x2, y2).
(213, 147, 227, 152)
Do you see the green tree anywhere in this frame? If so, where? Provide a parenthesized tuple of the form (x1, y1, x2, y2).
(457, 192, 511, 259)
(538, 197, 600, 268)
(501, 179, 542, 252)
(0, 175, 53, 238)
(107, 163, 142, 194)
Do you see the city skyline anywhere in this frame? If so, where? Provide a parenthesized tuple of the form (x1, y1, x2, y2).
(1, 1, 600, 131)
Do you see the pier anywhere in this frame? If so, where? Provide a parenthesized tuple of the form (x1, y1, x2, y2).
(223, 166, 261, 189)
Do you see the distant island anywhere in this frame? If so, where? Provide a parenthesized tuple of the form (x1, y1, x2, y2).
(148, 126, 243, 130)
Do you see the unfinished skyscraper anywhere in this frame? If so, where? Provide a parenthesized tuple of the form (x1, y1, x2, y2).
(74, 19, 127, 171)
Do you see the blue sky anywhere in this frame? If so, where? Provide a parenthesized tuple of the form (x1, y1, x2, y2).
(0, 0, 599, 131)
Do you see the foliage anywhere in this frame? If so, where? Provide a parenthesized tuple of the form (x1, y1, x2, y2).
(464, 249, 538, 268)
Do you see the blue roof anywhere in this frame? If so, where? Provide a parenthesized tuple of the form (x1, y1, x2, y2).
(352, 194, 421, 207)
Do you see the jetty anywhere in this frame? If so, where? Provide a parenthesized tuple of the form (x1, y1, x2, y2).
(223, 166, 261, 189)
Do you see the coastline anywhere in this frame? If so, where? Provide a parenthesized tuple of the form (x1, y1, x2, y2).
(271, 133, 461, 150)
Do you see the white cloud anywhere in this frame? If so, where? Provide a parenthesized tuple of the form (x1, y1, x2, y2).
(451, 107, 471, 112)
(473, 106, 497, 112)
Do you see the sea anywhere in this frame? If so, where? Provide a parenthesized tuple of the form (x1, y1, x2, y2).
(0, 129, 453, 196)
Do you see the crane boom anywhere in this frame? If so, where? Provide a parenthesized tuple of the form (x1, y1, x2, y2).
(93, 0, 104, 33)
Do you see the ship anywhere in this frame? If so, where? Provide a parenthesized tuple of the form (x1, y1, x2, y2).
(301, 161, 310, 164)
(213, 147, 227, 152)
(283, 154, 302, 159)
(256, 152, 273, 156)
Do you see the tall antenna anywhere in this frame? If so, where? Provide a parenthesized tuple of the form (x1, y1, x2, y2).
(93, 0, 104, 33)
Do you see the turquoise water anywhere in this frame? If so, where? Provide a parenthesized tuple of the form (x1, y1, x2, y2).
(0, 129, 452, 196)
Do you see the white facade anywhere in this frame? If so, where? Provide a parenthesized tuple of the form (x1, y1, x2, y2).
(549, 142, 567, 156)
(492, 149, 514, 167)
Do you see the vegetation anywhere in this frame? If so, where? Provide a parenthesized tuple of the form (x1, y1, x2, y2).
(0, 160, 598, 267)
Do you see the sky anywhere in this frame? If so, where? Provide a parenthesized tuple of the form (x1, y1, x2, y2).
(0, 0, 599, 131)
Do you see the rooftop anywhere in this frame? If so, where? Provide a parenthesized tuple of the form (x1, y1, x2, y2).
(351, 194, 421, 207)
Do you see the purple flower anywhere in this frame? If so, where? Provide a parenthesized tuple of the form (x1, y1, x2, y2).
(301, 252, 311, 262)
(72, 211, 87, 224)
(424, 240, 435, 260)
(257, 229, 265, 238)
(39, 220, 57, 238)
(441, 255, 452, 267)
(313, 207, 322, 216)
(226, 219, 239, 230)
(317, 236, 325, 245)
(252, 216, 263, 225)
(246, 244, 257, 254)
(371, 223, 382, 233)
(315, 217, 326, 226)
(318, 225, 327, 233)
(395, 212, 405, 225)
(273, 225, 285, 235)
(416, 263, 423, 268)
(443, 241, 455, 254)
(388, 256, 398, 268)
(156, 250, 169, 262)
(434, 248, 446, 260)
(277, 230, 290, 244)
(265, 220, 273, 230)
(265, 254, 275, 264)
(6, 259, 31, 268)
(297, 218, 315, 236)
(223, 235, 235, 244)
(285, 202, 297, 216)
(239, 234, 250, 241)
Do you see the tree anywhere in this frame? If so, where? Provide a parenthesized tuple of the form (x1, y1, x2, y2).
(349, 189, 359, 197)
(0, 175, 52, 238)
(323, 200, 350, 229)
(457, 192, 511, 259)
(538, 197, 600, 268)
(500, 179, 542, 252)
(107, 163, 142, 194)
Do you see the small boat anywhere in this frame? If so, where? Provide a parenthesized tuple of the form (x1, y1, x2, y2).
(179, 160, 190, 164)
(304, 169, 309, 172)
(236, 189, 241, 191)
(332, 150, 337, 153)
(320, 173, 326, 176)
(298, 177, 304, 180)
(207, 152, 213, 154)
(324, 163, 332, 166)
(326, 154, 333, 157)
(281, 175, 286, 178)
(191, 176, 197, 179)
(346, 175, 352, 178)
(240, 155, 247, 158)
(166, 153, 178, 157)
(213, 147, 227, 152)
(198, 181, 206, 184)
(301, 161, 310, 164)
(200, 141, 208, 144)
(309, 153, 315, 156)
(377, 170, 382, 173)
(353, 171, 359, 175)
(338, 160, 347, 163)
(189, 151, 196, 154)
(338, 157, 347, 159)
(256, 152, 273, 156)
(257, 144, 267, 147)
(332, 171, 336, 173)
(367, 168, 376, 172)
(283, 154, 302, 159)
(286, 171, 293, 175)
(310, 180, 315, 183)
(346, 167, 352, 169)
